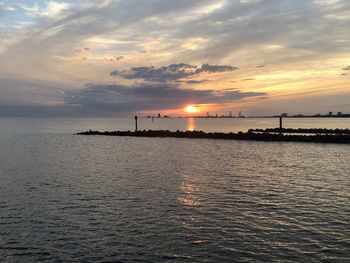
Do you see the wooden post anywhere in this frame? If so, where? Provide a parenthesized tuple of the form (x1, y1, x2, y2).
(135, 115, 138, 131)
(279, 116, 282, 129)
(279, 116, 283, 134)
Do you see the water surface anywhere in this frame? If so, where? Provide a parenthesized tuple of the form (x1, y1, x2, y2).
(0, 117, 350, 134)
(0, 118, 349, 262)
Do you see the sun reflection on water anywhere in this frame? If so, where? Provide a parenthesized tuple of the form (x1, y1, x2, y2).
(177, 182, 201, 207)
(187, 118, 196, 131)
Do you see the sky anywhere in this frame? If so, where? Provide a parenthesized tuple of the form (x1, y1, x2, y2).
(0, 0, 350, 117)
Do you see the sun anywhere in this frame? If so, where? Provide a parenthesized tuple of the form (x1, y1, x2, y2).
(184, 104, 199, 113)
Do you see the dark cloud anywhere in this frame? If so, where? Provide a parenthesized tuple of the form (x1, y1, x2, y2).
(110, 63, 238, 82)
(0, 104, 87, 118)
(0, 78, 64, 104)
(183, 79, 210, 84)
(200, 64, 237, 73)
(340, 66, 350, 77)
(64, 83, 265, 112)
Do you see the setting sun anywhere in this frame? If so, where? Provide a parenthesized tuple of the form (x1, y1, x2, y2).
(184, 105, 199, 113)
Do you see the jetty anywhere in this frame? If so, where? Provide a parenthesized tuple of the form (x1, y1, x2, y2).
(250, 128, 350, 134)
(77, 129, 350, 144)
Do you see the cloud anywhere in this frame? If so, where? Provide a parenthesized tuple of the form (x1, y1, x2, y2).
(183, 79, 210, 84)
(110, 63, 238, 82)
(42, 1, 71, 18)
(1, 0, 350, 116)
(105, 55, 125, 63)
(0, 77, 64, 105)
(340, 65, 350, 77)
(17, 1, 71, 20)
(200, 64, 237, 72)
(64, 83, 265, 112)
(0, 2, 17, 12)
(172, 0, 350, 63)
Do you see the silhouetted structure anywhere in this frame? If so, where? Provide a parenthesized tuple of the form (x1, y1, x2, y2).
(134, 115, 138, 131)
(279, 116, 283, 132)
(250, 127, 350, 134)
(77, 129, 350, 144)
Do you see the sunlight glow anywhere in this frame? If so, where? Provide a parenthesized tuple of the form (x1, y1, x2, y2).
(187, 117, 195, 131)
(184, 105, 199, 113)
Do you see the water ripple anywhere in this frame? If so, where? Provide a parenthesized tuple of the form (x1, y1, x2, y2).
(0, 134, 349, 262)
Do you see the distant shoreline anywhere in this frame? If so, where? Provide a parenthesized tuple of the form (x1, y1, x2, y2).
(143, 115, 350, 119)
(77, 129, 350, 144)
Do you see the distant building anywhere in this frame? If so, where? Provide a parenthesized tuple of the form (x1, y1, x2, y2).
(281, 113, 288, 117)
(158, 113, 161, 118)
(337, 112, 342, 116)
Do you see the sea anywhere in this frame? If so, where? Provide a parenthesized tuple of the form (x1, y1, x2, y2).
(0, 117, 349, 262)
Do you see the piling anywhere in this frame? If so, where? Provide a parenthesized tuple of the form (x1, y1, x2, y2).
(279, 116, 283, 129)
(279, 116, 283, 134)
